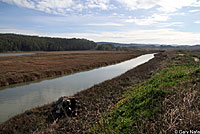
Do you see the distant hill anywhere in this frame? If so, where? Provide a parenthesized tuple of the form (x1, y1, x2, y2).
(97, 42, 200, 50)
(0, 34, 97, 52)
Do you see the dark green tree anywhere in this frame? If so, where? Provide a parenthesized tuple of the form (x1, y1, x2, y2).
(0, 34, 97, 52)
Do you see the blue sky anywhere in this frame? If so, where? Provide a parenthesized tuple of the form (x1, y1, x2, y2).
(0, 0, 200, 45)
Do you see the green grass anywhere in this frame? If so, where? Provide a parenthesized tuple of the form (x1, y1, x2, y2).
(89, 54, 200, 134)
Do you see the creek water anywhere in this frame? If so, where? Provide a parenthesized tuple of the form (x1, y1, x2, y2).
(0, 53, 155, 123)
(0, 53, 34, 57)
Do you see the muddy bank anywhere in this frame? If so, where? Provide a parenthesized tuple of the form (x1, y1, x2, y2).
(0, 51, 147, 88)
(0, 52, 167, 133)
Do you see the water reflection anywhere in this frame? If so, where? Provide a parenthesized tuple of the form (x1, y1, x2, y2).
(0, 53, 34, 57)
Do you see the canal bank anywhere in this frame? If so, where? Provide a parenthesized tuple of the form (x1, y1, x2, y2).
(0, 54, 155, 123)
(0, 53, 168, 133)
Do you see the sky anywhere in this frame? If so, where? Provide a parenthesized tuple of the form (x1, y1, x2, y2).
(0, 0, 200, 45)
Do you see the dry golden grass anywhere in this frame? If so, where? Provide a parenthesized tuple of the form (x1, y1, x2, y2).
(0, 51, 146, 87)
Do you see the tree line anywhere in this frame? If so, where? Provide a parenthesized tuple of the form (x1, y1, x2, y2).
(0, 34, 97, 52)
(96, 44, 130, 51)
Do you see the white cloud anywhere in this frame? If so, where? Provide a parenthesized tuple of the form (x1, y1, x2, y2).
(0, 0, 114, 15)
(1, 0, 200, 15)
(74, 4, 84, 12)
(1, 0, 35, 9)
(156, 22, 183, 27)
(126, 12, 185, 26)
(65, 29, 200, 45)
(189, 9, 200, 13)
(117, 0, 200, 12)
(36, 0, 73, 15)
(87, 22, 123, 26)
(157, 0, 198, 12)
(191, 1, 200, 7)
(1, 28, 200, 45)
(126, 13, 171, 25)
(116, 0, 158, 10)
(87, 0, 111, 10)
(194, 20, 200, 24)
(37, 0, 73, 9)
(0, 0, 74, 15)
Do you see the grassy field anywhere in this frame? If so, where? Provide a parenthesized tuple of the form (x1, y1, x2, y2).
(0, 51, 147, 88)
(90, 51, 200, 133)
